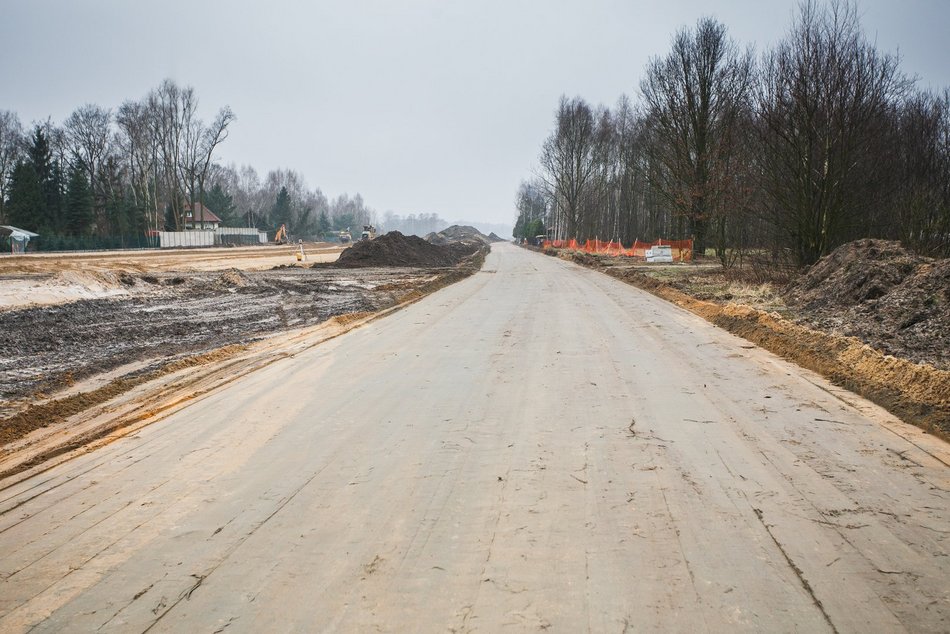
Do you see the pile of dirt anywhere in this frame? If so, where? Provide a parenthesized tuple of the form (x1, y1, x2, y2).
(217, 268, 252, 288)
(335, 232, 463, 268)
(564, 251, 604, 268)
(425, 225, 491, 246)
(785, 239, 950, 369)
(487, 232, 507, 243)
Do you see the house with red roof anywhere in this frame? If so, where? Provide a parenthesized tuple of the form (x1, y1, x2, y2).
(183, 203, 222, 230)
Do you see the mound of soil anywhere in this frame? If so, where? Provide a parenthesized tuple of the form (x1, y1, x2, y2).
(565, 251, 603, 268)
(786, 240, 921, 306)
(218, 268, 251, 288)
(425, 225, 491, 246)
(335, 231, 462, 268)
(785, 239, 950, 370)
(487, 232, 506, 243)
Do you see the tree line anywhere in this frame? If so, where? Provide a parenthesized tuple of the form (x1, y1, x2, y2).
(516, 1, 950, 266)
(0, 79, 389, 247)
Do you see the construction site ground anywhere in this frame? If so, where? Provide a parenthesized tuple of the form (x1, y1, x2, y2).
(0, 240, 482, 464)
(0, 243, 946, 632)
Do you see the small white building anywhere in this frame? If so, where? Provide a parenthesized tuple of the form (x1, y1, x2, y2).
(0, 225, 40, 254)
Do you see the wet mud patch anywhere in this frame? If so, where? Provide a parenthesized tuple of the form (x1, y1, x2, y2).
(0, 267, 431, 416)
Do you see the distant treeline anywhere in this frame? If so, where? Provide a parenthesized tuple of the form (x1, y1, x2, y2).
(0, 80, 444, 246)
(515, 1, 950, 266)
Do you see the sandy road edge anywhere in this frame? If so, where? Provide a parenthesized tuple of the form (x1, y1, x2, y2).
(543, 248, 950, 458)
(0, 257, 486, 487)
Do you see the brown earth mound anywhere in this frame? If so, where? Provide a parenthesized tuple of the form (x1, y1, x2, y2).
(335, 231, 463, 268)
(487, 232, 506, 243)
(425, 225, 491, 246)
(785, 239, 950, 370)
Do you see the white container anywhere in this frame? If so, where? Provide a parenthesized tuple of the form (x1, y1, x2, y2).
(645, 245, 674, 263)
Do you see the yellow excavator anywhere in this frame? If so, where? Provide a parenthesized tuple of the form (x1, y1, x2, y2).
(274, 224, 288, 245)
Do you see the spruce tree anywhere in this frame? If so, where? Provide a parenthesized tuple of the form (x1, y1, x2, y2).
(203, 184, 236, 226)
(6, 162, 43, 230)
(318, 210, 331, 235)
(66, 163, 93, 236)
(22, 127, 66, 233)
(272, 187, 292, 230)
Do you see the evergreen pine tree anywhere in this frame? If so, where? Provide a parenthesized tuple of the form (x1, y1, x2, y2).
(272, 187, 292, 230)
(6, 161, 44, 230)
(203, 184, 237, 226)
(66, 163, 94, 236)
(22, 127, 66, 233)
(47, 159, 67, 233)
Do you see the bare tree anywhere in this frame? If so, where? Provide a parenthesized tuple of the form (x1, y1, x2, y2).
(539, 96, 597, 239)
(894, 89, 950, 256)
(143, 79, 235, 230)
(181, 104, 235, 225)
(0, 110, 25, 223)
(640, 16, 754, 257)
(756, 0, 910, 265)
(63, 104, 112, 192)
(146, 80, 189, 229)
(116, 99, 162, 231)
(513, 179, 548, 240)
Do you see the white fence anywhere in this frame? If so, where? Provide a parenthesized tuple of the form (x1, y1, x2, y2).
(157, 229, 268, 248)
(158, 231, 215, 248)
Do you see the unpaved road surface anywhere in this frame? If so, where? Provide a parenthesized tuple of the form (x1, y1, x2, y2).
(1, 243, 948, 632)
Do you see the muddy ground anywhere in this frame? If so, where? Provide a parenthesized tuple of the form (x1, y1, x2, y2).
(0, 267, 436, 418)
(0, 232, 489, 449)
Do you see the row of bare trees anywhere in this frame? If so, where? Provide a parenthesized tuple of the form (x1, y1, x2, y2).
(521, 1, 950, 265)
(1, 80, 234, 237)
(0, 79, 381, 243)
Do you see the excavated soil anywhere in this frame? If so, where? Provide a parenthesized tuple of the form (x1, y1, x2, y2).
(425, 225, 492, 246)
(785, 239, 950, 370)
(0, 266, 433, 419)
(335, 232, 461, 268)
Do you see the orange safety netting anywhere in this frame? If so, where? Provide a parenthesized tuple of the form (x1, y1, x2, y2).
(542, 238, 693, 261)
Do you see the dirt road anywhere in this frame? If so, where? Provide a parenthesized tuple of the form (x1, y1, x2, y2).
(0, 243, 947, 631)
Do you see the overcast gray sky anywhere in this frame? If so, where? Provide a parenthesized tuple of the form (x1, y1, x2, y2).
(3, 0, 948, 230)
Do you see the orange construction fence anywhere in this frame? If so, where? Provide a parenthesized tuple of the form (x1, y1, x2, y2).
(542, 238, 693, 261)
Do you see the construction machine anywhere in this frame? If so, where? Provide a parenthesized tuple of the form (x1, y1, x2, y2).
(274, 224, 289, 245)
(360, 225, 377, 241)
